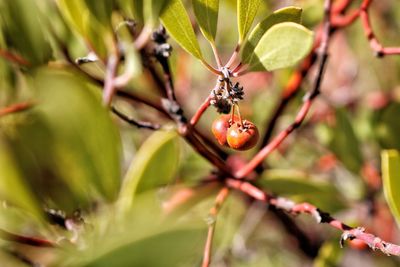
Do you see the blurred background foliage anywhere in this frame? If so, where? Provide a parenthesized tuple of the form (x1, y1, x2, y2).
(0, 0, 400, 266)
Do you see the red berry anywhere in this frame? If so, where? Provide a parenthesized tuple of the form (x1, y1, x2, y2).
(227, 120, 259, 150)
(211, 115, 238, 146)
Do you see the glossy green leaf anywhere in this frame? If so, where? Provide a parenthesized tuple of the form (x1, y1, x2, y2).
(237, 0, 262, 42)
(381, 150, 400, 227)
(144, 0, 168, 26)
(259, 169, 346, 211)
(0, 140, 41, 219)
(118, 130, 180, 214)
(248, 22, 313, 71)
(241, 6, 302, 64)
(0, 0, 52, 66)
(192, 0, 219, 43)
(83, 226, 204, 267)
(160, 0, 203, 59)
(330, 109, 363, 173)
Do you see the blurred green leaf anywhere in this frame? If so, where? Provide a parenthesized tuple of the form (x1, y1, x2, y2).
(248, 22, 313, 71)
(37, 69, 121, 202)
(118, 130, 180, 214)
(381, 150, 400, 227)
(82, 226, 204, 267)
(0, 0, 52, 66)
(57, 0, 109, 57)
(84, 0, 113, 27)
(314, 239, 343, 267)
(116, 0, 143, 22)
(144, 0, 168, 27)
(374, 103, 400, 150)
(241, 6, 302, 64)
(160, 0, 203, 59)
(4, 68, 123, 210)
(330, 109, 363, 173)
(237, 0, 262, 42)
(192, 0, 219, 43)
(259, 169, 346, 211)
(0, 139, 41, 219)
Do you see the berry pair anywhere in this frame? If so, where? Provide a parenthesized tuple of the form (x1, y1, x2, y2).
(212, 115, 259, 151)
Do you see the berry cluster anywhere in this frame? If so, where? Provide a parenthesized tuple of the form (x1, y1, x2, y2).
(212, 114, 259, 151)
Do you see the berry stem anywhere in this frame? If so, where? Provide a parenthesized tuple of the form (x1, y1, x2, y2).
(190, 95, 212, 126)
(235, 104, 244, 127)
(230, 104, 236, 123)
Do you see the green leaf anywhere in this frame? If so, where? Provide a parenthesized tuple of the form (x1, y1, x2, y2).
(192, 0, 219, 43)
(237, 0, 262, 42)
(248, 22, 314, 71)
(0, 0, 52, 66)
(144, 0, 168, 27)
(84, 0, 113, 27)
(381, 150, 400, 227)
(82, 226, 204, 267)
(19, 68, 122, 207)
(330, 109, 363, 173)
(57, 0, 109, 57)
(241, 6, 302, 64)
(160, 0, 203, 59)
(0, 139, 41, 219)
(374, 103, 400, 150)
(314, 239, 343, 267)
(259, 169, 346, 211)
(57, 0, 89, 37)
(118, 130, 180, 214)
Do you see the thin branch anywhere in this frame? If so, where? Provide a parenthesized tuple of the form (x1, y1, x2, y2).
(202, 187, 230, 267)
(190, 95, 212, 126)
(259, 0, 357, 154)
(3, 248, 40, 267)
(234, 0, 333, 179)
(0, 49, 30, 66)
(102, 53, 120, 106)
(225, 178, 400, 257)
(0, 229, 55, 248)
(111, 106, 161, 130)
(360, 0, 400, 57)
(0, 101, 33, 117)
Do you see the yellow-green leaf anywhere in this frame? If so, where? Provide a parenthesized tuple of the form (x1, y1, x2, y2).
(118, 131, 180, 214)
(192, 0, 219, 43)
(248, 22, 313, 71)
(0, 139, 41, 219)
(237, 0, 262, 42)
(381, 150, 400, 227)
(241, 6, 302, 64)
(160, 0, 203, 59)
(144, 0, 168, 26)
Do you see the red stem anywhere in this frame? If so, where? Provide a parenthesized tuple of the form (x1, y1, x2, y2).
(0, 49, 30, 66)
(190, 95, 212, 126)
(0, 102, 33, 117)
(202, 187, 230, 267)
(360, 0, 400, 57)
(0, 229, 55, 248)
(225, 178, 400, 256)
